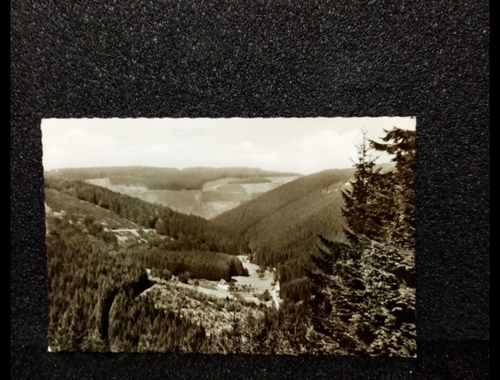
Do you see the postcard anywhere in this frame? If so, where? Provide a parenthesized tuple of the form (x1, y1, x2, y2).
(42, 117, 416, 356)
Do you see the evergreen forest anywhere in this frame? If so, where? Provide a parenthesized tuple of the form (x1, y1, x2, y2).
(46, 127, 416, 356)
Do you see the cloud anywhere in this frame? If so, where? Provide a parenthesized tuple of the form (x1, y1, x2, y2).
(42, 128, 120, 169)
(65, 129, 117, 150)
(248, 150, 282, 163)
(226, 141, 258, 154)
(239, 142, 258, 154)
(293, 129, 362, 173)
(171, 126, 214, 137)
(41, 117, 415, 173)
(144, 143, 171, 154)
(224, 142, 282, 166)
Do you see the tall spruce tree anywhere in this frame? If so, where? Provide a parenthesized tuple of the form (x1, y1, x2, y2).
(369, 127, 416, 248)
(304, 234, 350, 293)
(339, 127, 415, 248)
(341, 130, 384, 244)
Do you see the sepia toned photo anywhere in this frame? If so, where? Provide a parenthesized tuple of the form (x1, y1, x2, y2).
(43, 117, 416, 356)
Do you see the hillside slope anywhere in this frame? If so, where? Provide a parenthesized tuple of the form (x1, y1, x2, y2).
(44, 187, 168, 249)
(212, 168, 355, 267)
(84, 176, 299, 219)
(45, 184, 317, 355)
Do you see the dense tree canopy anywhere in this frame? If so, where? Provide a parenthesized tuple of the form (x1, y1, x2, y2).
(369, 127, 416, 248)
(341, 127, 416, 248)
(290, 127, 417, 356)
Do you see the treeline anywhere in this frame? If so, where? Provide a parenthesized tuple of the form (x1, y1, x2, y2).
(47, 203, 397, 354)
(279, 277, 312, 303)
(213, 168, 354, 239)
(45, 224, 193, 352)
(296, 234, 416, 356)
(44, 166, 301, 191)
(212, 126, 415, 305)
(108, 294, 209, 352)
(278, 128, 416, 304)
(106, 289, 314, 354)
(228, 176, 271, 184)
(47, 219, 143, 351)
(281, 127, 417, 355)
(120, 246, 248, 282)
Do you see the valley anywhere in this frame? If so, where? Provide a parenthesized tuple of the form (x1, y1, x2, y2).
(85, 175, 300, 219)
(44, 153, 416, 356)
(146, 255, 281, 309)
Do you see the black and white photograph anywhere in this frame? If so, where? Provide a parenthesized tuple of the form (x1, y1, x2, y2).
(43, 117, 416, 356)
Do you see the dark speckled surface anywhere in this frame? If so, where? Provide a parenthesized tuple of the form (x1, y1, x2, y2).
(11, 1, 489, 378)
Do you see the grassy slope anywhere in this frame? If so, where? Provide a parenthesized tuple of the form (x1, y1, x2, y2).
(135, 189, 201, 211)
(228, 176, 271, 184)
(213, 170, 351, 230)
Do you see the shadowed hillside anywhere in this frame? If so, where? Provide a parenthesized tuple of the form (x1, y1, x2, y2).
(212, 168, 356, 267)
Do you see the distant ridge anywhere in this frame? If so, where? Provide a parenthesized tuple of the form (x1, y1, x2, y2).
(45, 166, 303, 191)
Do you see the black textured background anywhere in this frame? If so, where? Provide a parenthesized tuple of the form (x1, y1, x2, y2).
(11, 0, 489, 379)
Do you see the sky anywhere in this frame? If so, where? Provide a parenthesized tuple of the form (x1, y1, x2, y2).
(41, 117, 416, 175)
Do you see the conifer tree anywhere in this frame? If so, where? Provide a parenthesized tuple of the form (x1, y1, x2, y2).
(341, 130, 383, 244)
(369, 127, 416, 248)
(304, 234, 348, 293)
(339, 127, 415, 248)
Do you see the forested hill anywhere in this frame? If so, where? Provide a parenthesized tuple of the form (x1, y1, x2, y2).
(43, 177, 241, 253)
(44, 166, 302, 191)
(212, 168, 356, 267)
(45, 181, 250, 353)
